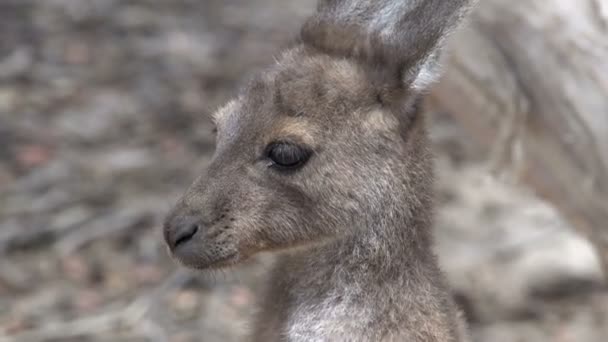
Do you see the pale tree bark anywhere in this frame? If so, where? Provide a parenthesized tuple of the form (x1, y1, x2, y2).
(430, 0, 608, 274)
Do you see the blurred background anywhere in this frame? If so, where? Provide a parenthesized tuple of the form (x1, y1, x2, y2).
(1, 0, 607, 341)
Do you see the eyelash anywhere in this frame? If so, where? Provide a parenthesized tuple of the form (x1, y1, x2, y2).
(265, 142, 312, 170)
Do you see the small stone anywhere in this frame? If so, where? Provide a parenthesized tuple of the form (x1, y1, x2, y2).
(97, 148, 152, 174)
(61, 255, 89, 283)
(172, 289, 200, 315)
(74, 289, 102, 312)
(14, 144, 53, 168)
(170, 332, 196, 342)
(64, 41, 91, 65)
(106, 273, 131, 295)
(0, 48, 32, 80)
(0, 87, 16, 111)
(134, 264, 163, 285)
(2, 316, 31, 335)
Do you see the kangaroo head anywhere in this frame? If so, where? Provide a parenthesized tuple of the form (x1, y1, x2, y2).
(163, 0, 473, 269)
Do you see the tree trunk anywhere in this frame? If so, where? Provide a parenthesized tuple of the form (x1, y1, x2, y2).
(430, 0, 608, 274)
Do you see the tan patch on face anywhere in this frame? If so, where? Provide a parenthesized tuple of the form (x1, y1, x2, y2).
(270, 119, 317, 146)
(212, 99, 238, 126)
(362, 109, 398, 132)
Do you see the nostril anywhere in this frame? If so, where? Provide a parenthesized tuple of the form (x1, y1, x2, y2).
(172, 222, 199, 249)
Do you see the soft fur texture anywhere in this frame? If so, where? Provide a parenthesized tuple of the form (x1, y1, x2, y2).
(163, 0, 475, 341)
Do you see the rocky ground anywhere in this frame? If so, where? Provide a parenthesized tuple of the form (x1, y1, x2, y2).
(0, 1, 606, 341)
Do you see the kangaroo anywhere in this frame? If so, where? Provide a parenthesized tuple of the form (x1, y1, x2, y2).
(163, 0, 475, 341)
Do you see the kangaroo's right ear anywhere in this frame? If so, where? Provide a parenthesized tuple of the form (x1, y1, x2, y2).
(302, 0, 475, 92)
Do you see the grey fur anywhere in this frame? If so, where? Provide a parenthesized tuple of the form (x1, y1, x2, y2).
(163, 0, 475, 341)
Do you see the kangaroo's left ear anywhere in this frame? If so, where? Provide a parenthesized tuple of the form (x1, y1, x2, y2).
(301, 0, 476, 93)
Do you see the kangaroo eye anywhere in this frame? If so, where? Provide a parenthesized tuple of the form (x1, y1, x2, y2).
(266, 142, 312, 169)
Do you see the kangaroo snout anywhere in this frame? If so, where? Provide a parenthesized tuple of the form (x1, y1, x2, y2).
(163, 192, 242, 269)
(163, 215, 200, 251)
(163, 213, 208, 269)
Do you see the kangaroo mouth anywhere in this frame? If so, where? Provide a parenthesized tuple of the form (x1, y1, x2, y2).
(170, 237, 241, 270)
(176, 251, 240, 270)
(199, 252, 240, 270)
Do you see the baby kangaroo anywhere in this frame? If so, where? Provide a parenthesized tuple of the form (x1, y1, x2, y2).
(164, 0, 474, 341)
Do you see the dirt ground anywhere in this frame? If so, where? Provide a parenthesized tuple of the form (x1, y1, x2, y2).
(1, 1, 606, 341)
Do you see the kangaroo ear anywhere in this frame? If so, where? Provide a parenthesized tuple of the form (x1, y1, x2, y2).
(302, 0, 474, 92)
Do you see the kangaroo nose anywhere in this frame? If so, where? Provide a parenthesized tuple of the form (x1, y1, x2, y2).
(164, 216, 200, 251)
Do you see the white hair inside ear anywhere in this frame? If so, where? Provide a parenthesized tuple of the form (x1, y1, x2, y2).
(410, 50, 443, 92)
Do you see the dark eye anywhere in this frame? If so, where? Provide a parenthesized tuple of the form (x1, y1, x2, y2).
(266, 142, 312, 169)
